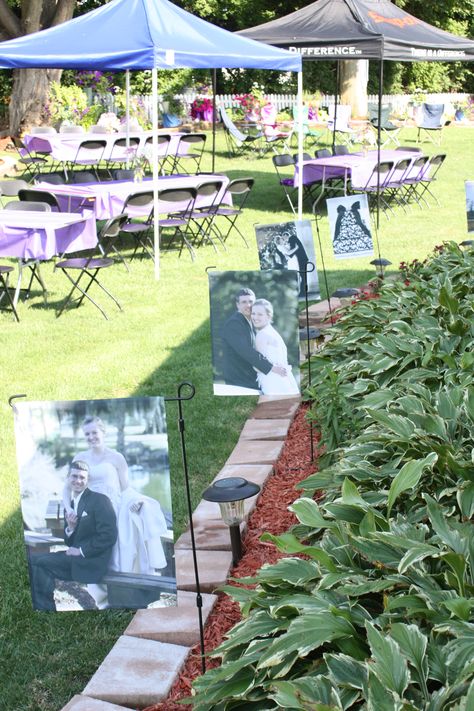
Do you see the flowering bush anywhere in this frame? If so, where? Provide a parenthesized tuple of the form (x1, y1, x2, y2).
(234, 82, 267, 120)
(114, 91, 151, 129)
(43, 82, 89, 126)
(74, 70, 118, 95)
(190, 96, 213, 119)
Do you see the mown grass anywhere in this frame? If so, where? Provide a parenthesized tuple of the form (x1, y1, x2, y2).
(0, 124, 472, 710)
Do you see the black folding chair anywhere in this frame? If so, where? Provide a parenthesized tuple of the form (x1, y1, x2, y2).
(12, 137, 48, 182)
(104, 136, 140, 173)
(216, 177, 254, 247)
(158, 187, 197, 260)
(68, 139, 107, 181)
(333, 144, 350, 156)
(55, 250, 121, 320)
(272, 154, 297, 214)
(416, 153, 447, 206)
(18, 188, 61, 211)
(120, 191, 154, 260)
(188, 179, 226, 251)
(112, 169, 135, 181)
(172, 133, 207, 174)
(0, 178, 29, 206)
(0, 264, 20, 321)
(315, 149, 331, 158)
(97, 214, 130, 272)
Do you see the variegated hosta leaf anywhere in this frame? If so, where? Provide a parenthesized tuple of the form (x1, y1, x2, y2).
(214, 611, 289, 656)
(365, 409, 416, 439)
(260, 532, 337, 572)
(366, 670, 400, 711)
(268, 677, 342, 710)
(324, 652, 369, 695)
(387, 453, 438, 515)
(365, 622, 410, 697)
(389, 623, 429, 694)
(257, 612, 357, 670)
(290, 497, 335, 530)
(423, 495, 467, 555)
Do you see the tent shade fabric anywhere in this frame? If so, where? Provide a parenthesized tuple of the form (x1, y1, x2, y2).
(0, 0, 301, 71)
(240, 0, 474, 62)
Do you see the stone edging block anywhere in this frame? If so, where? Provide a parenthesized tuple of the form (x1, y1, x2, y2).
(83, 636, 189, 707)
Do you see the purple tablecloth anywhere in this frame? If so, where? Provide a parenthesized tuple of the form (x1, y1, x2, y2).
(35, 174, 231, 220)
(294, 149, 422, 189)
(24, 131, 185, 162)
(0, 212, 97, 259)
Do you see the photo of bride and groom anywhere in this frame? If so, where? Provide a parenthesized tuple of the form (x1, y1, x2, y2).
(14, 396, 176, 612)
(209, 271, 300, 397)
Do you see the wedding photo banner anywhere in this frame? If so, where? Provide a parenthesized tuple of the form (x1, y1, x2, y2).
(13, 396, 176, 613)
(466, 181, 474, 233)
(326, 194, 374, 259)
(208, 270, 300, 397)
(255, 219, 320, 300)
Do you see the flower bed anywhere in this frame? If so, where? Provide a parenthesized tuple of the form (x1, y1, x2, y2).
(186, 242, 474, 710)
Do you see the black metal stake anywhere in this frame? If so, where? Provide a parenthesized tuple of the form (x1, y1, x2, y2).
(297, 261, 317, 463)
(165, 382, 206, 674)
(313, 212, 334, 324)
(229, 523, 242, 566)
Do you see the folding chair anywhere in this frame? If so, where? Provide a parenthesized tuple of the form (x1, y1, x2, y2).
(0, 264, 20, 321)
(12, 137, 48, 182)
(4, 200, 51, 302)
(369, 104, 402, 147)
(315, 148, 331, 158)
(158, 187, 197, 260)
(351, 160, 395, 217)
(30, 126, 57, 135)
(188, 178, 226, 251)
(156, 134, 172, 174)
(112, 169, 135, 181)
(333, 145, 350, 156)
(291, 104, 322, 147)
(272, 154, 297, 214)
(55, 250, 121, 320)
(219, 104, 263, 157)
(400, 155, 431, 208)
(417, 104, 450, 146)
(172, 133, 207, 174)
(96, 214, 130, 272)
(59, 125, 85, 134)
(18, 188, 61, 211)
(68, 171, 99, 184)
(34, 172, 66, 185)
(383, 157, 414, 212)
(120, 191, 154, 260)
(216, 177, 254, 247)
(327, 105, 358, 146)
(104, 136, 140, 173)
(415, 153, 446, 206)
(68, 139, 107, 181)
(0, 179, 29, 206)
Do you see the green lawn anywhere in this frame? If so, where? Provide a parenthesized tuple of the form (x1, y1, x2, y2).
(0, 125, 472, 710)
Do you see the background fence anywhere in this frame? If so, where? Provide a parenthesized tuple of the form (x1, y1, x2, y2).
(102, 91, 469, 121)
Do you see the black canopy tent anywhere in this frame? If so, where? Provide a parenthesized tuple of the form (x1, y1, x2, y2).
(241, 0, 474, 221)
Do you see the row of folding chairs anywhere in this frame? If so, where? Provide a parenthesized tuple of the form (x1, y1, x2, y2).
(12, 133, 208, 183)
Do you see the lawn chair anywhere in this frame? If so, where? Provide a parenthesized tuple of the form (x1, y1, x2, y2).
(18, 188, 61, 211)
(96, 214, 130, 272)
(172, 133, 207, 174)
(218, 104, 263, 157)
(326, 105, 358, 147)
(0, 264, 20, 321)
(291, 104, 322, 148)
(120, 191, 154, 260)
(416, 104, 450, 146)
(368, 104, 402, 147)
(68, 139, 107, 181)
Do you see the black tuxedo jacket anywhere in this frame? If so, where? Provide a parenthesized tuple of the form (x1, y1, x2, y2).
(221, 311, 273, 389)
(66, 488, 117, 583)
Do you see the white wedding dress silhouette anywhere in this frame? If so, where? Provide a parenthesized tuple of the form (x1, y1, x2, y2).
(255, 324, 299, 395)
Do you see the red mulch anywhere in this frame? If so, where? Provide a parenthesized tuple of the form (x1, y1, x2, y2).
(144, 402, 320, 711)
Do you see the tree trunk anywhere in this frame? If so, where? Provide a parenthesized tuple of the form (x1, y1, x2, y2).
(1, 0, 77, 135)
(10, 67, 62, 135)
(340, 59, 369, 119)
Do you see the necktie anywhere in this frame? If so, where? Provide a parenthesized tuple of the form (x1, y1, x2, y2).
(71, 499, 75, 510)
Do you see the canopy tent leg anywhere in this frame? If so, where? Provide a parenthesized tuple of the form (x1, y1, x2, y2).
(297, 70, 304, 220)
(152, 68, 160, 280)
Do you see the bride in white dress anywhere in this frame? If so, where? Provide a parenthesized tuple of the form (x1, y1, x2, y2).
(63, 416, 167, 579)
(251, 299, 299, 395)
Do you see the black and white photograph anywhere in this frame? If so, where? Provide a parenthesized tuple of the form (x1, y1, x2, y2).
(326, 194, 374, 259)
(14, 396, 176, 612)
(209, 270, 300, 397)
(255, 219, 320, 300)
(465, 181, 474, 233)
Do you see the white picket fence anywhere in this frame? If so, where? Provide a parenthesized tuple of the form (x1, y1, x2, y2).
(106, 91, 469, 120)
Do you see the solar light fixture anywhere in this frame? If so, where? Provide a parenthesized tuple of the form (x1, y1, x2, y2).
(202, 477, 260, 565)
(370, 257, 392, 278)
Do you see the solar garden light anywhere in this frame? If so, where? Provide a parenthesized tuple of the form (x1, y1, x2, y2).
(370, 257, 392, 279)
(459, 240, 474, 249)
(299, 326, 322, 361)
(202, 477, 260, 565)
(331, 287, 360, 306)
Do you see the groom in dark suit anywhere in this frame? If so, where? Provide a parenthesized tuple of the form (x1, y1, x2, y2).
(221, 287, 287, 390)
(30, 460, 117, 611)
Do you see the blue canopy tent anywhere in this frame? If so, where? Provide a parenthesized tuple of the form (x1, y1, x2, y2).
(0, 0, 302, 275)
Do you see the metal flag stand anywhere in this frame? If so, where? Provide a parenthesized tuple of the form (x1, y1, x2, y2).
(297, 261, 318, 462)
(9, 385, 207, 674)
(312, 212, 335, 325)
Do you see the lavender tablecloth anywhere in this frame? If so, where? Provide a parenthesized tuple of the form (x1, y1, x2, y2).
(0, 211, 97, 259)
(35, 174, 231, 220)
